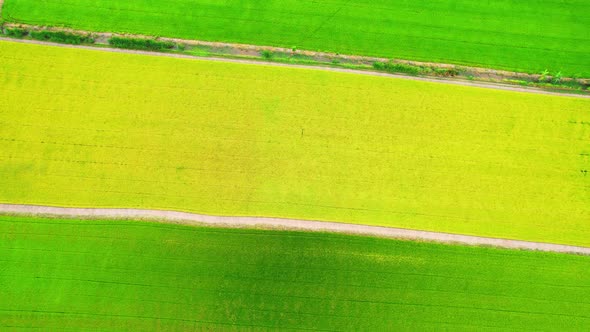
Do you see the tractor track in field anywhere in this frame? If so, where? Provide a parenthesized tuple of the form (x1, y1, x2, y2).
(1, 37, 588, 99)
(1, 204, 589, 255)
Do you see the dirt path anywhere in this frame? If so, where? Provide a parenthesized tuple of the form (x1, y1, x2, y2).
(1, 37, 588, 99)
(1, 204, 589, 255)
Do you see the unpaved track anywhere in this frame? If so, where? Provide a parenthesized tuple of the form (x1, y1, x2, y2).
(1, 204, 589, 255)
(1, 37, 588, 99)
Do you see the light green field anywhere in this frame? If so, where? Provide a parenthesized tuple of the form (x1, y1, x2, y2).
(1, 215, 590, 331)
(0, 41, 589, 246)
(2, 0, 590, 76)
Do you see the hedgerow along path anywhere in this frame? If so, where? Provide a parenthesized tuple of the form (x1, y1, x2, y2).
(2, 0, 589, 77)
(2, 214, 590, 331)
(1, 40, 589, 247)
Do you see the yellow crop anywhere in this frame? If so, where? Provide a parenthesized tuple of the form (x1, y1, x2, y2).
(1, 41, 589, 245)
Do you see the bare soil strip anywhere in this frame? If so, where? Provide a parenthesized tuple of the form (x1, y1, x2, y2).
(1, 204, 589, 255)
(1, 37, 588, 99)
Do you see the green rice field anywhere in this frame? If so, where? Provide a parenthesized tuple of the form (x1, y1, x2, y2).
(2, 0, 589, 76)
(1, 41, 589, 246)
(1, 215, 590, 330)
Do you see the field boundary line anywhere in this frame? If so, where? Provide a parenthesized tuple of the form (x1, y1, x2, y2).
(1, 203, 589, 255)
(0, 37, 588, 99)
(3, 22, 589, 90)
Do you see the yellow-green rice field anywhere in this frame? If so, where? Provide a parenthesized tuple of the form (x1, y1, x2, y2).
(0, 40, 589, 246)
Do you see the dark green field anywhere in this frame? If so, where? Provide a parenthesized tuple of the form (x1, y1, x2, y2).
(1, 215, 589, 331)
(2, 0, 589, 76)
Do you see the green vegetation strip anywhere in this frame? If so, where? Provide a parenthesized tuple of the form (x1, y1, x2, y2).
(1, 215, 589, 331)
(2, 0, 589, 76)
(108, 36, 175, 51)
(1, 40, 589, 246)
(3, 28, 94, 44)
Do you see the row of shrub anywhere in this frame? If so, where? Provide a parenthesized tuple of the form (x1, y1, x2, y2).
(3, 27, 181, 52)
(3, 27, 94, 44)
(108, 37, 176, 51)
(373, 61, 421, 75)
(260, 51, 460, 77)
(373, 61, 460, 77)
(430, 67, 460, 77)
(5, 27, 28, 38)
(30, 30, 94, 44)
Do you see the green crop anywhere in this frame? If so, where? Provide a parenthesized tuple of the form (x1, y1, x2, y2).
(1, 215, 590, 331)
(2, 0, 589, 76)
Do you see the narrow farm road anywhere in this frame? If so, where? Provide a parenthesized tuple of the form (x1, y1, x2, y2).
(1, 204, 589, 255)
(1, 37, 588, 99)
